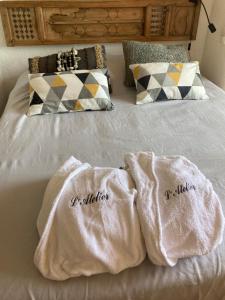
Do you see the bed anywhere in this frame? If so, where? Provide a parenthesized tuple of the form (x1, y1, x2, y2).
(1, 47, 225, 299)
(1, 0, 225, 299)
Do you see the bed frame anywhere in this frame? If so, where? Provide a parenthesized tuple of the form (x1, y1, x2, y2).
(0, 0, 201, 46)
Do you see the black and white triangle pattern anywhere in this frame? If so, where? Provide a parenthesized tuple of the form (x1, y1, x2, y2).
(130, 62, 209, 105)
(28, 70, 112, 116)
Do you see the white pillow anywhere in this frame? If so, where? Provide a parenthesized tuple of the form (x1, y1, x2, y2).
(129, 62, 209, 104)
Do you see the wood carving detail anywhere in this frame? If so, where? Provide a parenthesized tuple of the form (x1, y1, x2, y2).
(46, 7, 144, 39)
(9, 7, 37, 40)
(150, 6, 167, 36)
(50, 23, 143, 38)
(49, 8, 144, 24)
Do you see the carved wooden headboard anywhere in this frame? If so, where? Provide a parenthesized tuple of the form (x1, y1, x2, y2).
(0, 0, 201, 46)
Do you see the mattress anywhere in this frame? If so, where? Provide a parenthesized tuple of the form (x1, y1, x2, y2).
(1, 61, 225, 300)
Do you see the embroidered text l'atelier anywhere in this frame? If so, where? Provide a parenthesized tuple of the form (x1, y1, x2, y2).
(70, 192, 109, 207)
(165, 182, 196, 200)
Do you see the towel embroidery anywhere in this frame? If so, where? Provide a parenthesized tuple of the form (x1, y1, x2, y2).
(165, 182, 196, 200)
(70, 192, 109, 207)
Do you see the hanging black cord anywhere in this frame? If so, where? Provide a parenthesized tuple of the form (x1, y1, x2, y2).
(200, 0, 211, 25)
(189, 0, 216, 33)
(200, 0, 216, 33)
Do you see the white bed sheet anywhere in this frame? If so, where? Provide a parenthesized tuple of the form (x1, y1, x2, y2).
(1, 64, 225, 300)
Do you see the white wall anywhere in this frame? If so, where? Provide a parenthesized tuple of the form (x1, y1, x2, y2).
(190, 0, 214, 62)
(201, 0, 225, 90)
(0, 0, 214, 115)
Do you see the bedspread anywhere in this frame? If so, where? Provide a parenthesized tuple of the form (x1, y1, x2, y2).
(0, 68, 225, 300)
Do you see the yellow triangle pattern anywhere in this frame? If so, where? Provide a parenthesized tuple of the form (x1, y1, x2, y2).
(167, 72, 181, 85)
(74, 100, 84, 111)
(51, 75, 66, 87)
(85, 84, 99, 97)
(133, 66, 140, 80)
(172, 63, 183, 72)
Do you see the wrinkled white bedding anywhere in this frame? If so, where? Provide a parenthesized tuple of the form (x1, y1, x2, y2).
(1, 63, 225, 299)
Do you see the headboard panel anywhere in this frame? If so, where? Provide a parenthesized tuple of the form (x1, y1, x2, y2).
(0, 0, 201, 46)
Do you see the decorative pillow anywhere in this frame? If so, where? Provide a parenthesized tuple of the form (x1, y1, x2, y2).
(27, 69, 113, 116)
(28, 45, 112, 93)
(129, 62, 208, 104)
(28, 45, 107, 73)
(123, 41, 190, 87)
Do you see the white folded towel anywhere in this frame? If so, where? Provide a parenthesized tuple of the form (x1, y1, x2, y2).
(34, 156, 145, 280)
(125, 152, 225, 267)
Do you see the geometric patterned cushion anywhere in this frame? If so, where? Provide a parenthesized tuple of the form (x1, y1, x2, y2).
(129, 62, 209, 105)
(27, 69, 113, 116)
(123, 41, 190, 87)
